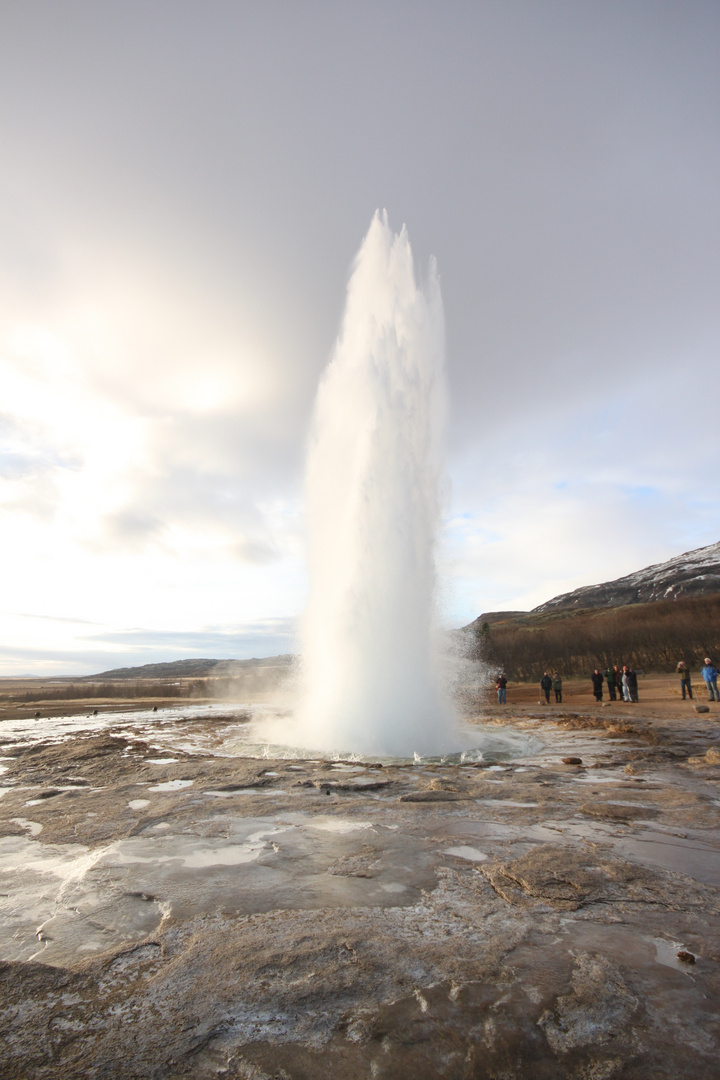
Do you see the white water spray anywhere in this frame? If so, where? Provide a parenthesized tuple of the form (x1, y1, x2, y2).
(294, 212, 456, 756)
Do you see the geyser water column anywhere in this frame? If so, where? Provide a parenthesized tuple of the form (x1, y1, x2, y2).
(295, 212, 456, 757)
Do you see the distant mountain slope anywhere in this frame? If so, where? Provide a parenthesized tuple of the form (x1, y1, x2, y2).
(532, 540, 720, 614)
(86, 656, 295, 680)
(465, 540, 720, 636)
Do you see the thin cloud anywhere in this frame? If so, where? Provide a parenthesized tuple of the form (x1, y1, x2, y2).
(0, 3, 718, 670)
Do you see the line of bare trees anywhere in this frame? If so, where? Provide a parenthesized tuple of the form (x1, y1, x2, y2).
(5, 679, 209, 703)
(473, 594, 720, 681)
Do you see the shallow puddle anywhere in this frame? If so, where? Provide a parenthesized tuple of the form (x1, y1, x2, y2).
(202, 788, 290, 797)
(443, 846, 488, 862)
(10, 817, 43, 836)
(475, 800, 540, 808)
(0, 811, 438, 967)
(653, 937, 699, 972)
(147, 779, 194, 792)
(572, 773, 626, 784)
(614, 828, 720, 886)
(301, 816, 376, 834)
(548, 819, 720, 885)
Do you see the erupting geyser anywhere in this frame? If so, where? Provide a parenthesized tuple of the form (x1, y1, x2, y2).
(295, 212, 456, 756)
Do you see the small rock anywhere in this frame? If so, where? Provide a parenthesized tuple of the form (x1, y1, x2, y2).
(705, 747, 720, 764)
(561, 757, 583, 765)
(677, 951, 696, 964)
(694, 704, 710, 714)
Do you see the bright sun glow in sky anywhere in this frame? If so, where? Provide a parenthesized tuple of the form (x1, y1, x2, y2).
(1, 2, 718, 675)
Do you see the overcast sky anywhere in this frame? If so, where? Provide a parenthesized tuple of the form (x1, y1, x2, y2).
(1, 1, 719, 675)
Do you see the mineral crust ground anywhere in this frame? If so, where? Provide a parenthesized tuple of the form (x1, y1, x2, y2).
(1, 677, 719, 1078)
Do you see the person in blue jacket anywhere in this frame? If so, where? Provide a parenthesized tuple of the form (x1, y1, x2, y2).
(701, 658, 719, 701)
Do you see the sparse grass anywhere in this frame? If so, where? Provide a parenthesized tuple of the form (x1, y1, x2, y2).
(1, 678, 208, 703)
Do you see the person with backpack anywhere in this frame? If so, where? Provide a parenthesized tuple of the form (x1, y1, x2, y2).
(540, 671, 552, 704)
(552, 672, 563, 703)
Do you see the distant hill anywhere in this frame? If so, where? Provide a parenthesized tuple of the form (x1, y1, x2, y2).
(465, 594, 720, 680)
(465, 541, 720, 678)
(468, 540, 720, 631)
(86, 655, 295, 680)
(533, 540, 720, 614)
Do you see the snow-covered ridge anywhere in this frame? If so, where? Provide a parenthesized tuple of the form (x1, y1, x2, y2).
(533, 540, 720, 614)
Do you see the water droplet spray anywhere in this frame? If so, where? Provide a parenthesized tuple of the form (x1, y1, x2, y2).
(294, 212, 456, 756)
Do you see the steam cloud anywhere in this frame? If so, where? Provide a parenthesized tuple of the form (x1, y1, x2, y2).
(293, 212, 456, 756)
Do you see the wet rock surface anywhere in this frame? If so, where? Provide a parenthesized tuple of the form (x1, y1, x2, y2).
(0, 703, 719, 1077)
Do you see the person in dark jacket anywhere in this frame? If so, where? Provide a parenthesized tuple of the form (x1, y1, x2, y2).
(604, 667, 617, 701)
(591, 669, 604, 702)
(552, 672, 562, 703)
(677, 661, 693, 700)
(540, 671, 552, 704)
(496, 673, 507, 704)
(627, 667, 639, 702)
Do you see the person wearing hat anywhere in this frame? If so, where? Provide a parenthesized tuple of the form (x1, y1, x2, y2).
(701, 658, 719, 702)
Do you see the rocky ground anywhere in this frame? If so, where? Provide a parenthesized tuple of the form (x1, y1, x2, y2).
(1, 680, 719, 1078)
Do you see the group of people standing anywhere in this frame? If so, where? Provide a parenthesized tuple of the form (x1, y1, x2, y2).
(591, 665, 638, 702)
(493, 658, 720, 706)
(540, 671, 563, 703)
(541, 665, 638, 703)
(677, 659, 720, 702)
